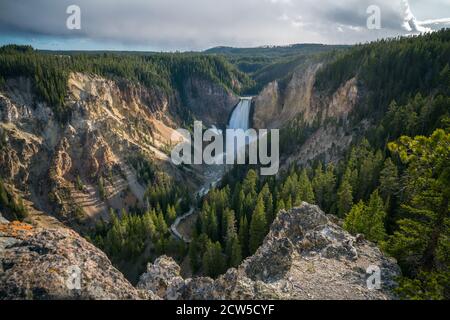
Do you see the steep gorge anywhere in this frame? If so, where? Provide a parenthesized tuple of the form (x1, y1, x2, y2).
(0, 69, 240, 230)
(252, 60, 360, 167)
(3, 30, 448, 299)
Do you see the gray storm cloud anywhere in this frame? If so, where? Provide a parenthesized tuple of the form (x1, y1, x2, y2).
(401, 0, 450, 33)
(0, 0, 449, 50)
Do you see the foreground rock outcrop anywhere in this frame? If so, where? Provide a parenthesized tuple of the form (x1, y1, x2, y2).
(0, 204, 400, 300)
(138, 203, 400, 300)
(0, 216, 157, 300)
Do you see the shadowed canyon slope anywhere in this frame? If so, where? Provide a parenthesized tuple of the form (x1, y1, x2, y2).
(1, 30, 449, 300)
(0, 70, 240, 229)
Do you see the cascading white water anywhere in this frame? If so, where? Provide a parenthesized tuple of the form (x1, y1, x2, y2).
(198, 97, 253, 197)
(229, 97, 252, 130)
(227, 97, 253, 160)
(174, 98, 254, 239)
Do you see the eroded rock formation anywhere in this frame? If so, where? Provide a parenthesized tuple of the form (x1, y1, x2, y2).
(0, 217, 157, 300)
(138, 203, 400, 300)
(0, 204, 400, 300)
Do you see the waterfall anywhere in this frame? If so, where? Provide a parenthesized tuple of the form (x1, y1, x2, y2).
(198, 97, 253, 196)
(229, 97, 252, 130)
(227, 97, 253, 160)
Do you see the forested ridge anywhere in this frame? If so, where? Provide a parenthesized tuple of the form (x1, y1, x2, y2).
(208, 44, 349, 95)
(0, 44, 253, 122)
(188, 31, 450, 299)
(1, 31, 448, 299)
(315, 30, 450, 122)
(85, 31, 449, 296)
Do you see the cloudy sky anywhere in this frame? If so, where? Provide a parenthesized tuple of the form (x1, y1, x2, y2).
(0, 0, 449, 51)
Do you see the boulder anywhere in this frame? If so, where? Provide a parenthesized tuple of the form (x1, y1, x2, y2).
(0, 221, 158, 300)
(138, 203, 401, 300)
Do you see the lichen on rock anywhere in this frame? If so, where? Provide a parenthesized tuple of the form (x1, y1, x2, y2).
(138, 203, 401, 300)
(0, 221, 158, 300)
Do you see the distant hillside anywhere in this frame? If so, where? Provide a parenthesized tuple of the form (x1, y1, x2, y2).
(204, 43, 349, 58)
(205, 43, 349, 94)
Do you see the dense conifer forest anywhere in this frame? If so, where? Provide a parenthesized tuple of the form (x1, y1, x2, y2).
(0, 44, 253, 122)
(0, 30, 448, 299)
(188, 30, 450, 299)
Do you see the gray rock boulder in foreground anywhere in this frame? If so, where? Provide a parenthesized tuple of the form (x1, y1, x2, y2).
(138, 203, 400, 300)
(0, 203, 400, 300)
(0, 219, 158, 300)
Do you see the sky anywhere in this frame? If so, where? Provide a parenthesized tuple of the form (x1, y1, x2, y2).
(0, 0, 449, 51)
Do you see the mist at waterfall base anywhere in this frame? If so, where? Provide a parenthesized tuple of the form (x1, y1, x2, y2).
(170, 97, 279, 175)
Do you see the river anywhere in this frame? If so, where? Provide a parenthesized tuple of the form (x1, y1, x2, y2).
(170, 97, 253, 243)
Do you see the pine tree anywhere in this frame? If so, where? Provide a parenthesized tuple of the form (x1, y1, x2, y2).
(365, 190, 387, 242)
(223, 208, 237, 243)
(200, 201, 211, 235)
(298, 169, 315, 204)
(275, 198, 286, 215)
(242, 169, 258, 196)
(231, 182, 243, 219)
(379, 158, 399, 203)
(238, 215, 249, 257)
(439, 64, 450, 93)
(189, 239, 201, 273)
(258, 184, 274, 224)
(387, 129, 450, 275)
(228, 236, 242, 268)
(344, 191, 386, 243)
(243, 192, 256, 219)
(249, 198, 267, 254)
(337, 172, 353, 217)
(312, 163, 336, 213)
(166, 204, 177, 225)
(142, 211, 156, 237)
(202, 240, 226, 278)
(343, 201, 366, 236)
(208, 208, 219, 242)
(156, 211, 168, 237)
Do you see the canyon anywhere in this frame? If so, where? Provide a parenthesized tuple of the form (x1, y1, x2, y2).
(3, 36, 439, 300)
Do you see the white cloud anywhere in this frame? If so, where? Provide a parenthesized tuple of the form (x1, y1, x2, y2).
(401, 0, 450, 33)
(0, 0, 449, 50)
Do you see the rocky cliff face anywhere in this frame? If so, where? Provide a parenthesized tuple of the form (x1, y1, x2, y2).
(138, 203, 400, 300)
(1, 204, 400, 300)
(253, 64, 358, 129)
(0, 216, 157, 300)
(0, 72, 236, 229)
(181, 77, 239, 127)
(253, 64, 323, 129)
(252, 62, 361, 167)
